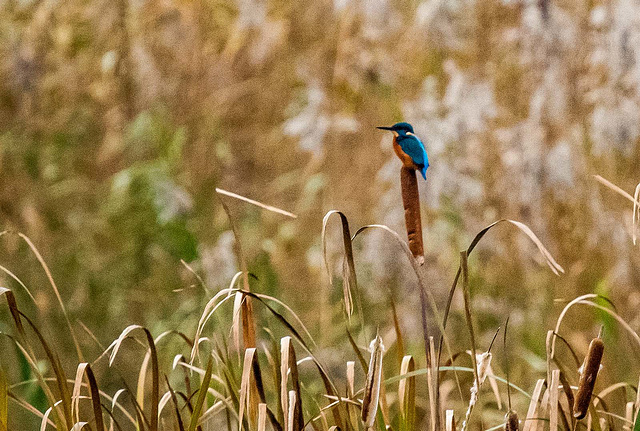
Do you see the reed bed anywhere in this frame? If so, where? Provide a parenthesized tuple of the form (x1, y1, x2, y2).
(0, 178, 638, 430)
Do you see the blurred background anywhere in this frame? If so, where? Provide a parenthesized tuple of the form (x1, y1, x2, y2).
(1, 0, 640, 425)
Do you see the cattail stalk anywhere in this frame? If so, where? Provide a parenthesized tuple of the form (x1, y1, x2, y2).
(573, 337, 604, 420)
(400, 167, 424, 264)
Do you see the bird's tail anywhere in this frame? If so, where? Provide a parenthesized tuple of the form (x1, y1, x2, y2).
(420, 165, 427, 180)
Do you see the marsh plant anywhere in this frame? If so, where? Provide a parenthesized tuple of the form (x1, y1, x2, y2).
(0, 176, 638, 430)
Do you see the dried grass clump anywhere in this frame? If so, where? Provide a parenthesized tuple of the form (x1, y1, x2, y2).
(3, 178, 640, 431)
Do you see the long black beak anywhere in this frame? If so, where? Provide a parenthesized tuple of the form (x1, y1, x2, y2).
(376, 126, 394, 131)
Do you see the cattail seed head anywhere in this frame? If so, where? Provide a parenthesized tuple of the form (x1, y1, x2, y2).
(573, 337, 604, 419)
(504, 410, 519, 431)
(400, 167, 424, 263)
(362, 334, 385, 429)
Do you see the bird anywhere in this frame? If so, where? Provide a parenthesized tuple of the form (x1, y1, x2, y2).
(377, 122, 429, 180)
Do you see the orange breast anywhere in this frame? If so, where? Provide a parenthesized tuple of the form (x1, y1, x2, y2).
(393, 137, 419, 170)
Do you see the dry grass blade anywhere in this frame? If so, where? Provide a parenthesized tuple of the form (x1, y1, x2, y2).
(108, 325, 159, 431)
(427, 337, 438, 431)
(250, 346, 283, 431)
(258, 403, 267, 431)
(233, 292, 244, 352)
(239, 348, 257, 431)
(157, 391, 173, 422)
(378, 366, 390, 428)
(594, 176, 640, 244)
(84, 364, 105, 431)
(0, 288, 27, 355)
(239, 290, 343, 429)
(137, 351, 151, 418)
(217, 192, 256, 350)
(549, 370, 560, 431)
(523, 379, 545, 431)
(7, 392, 55, 427)
(72, 363, 89, 424)
(398, 355, 416, 431)
(1, 337, 62, 430)
(164, 375, 186, 431)
(215, 188, 298, 219)
(347, 361, 355, 398)
(346, 361, 358, 430)
(17, 233, 84, 361)
(624, 402, 634, 431)
(554, 297, 640, 356)
(188, 354, 213, 431)
(0, 263, 37, 305)
(280, 337, 304, 431)
(352, 226, 450, 362)
(287, 390, 297, 431)
(352, 223, 452, 431)
(400, 166, 425, 263)
(109, 389, 127, 431)
(280, 337, 291, 431)
(461, 251, 479, 388)
(190, 286, 237, 363)
(634, 182, 640, 245)
(322, 210, 359, 321)
(447, 410, 456, 431)
(593, 175, 640, 204)
(439, 218, 565, 408)
(390, 298, 405, 368)
(17, 310, 73, 429)
(252, 292, 315, 348)
(361, 333, 384, 430)
(574, 337, 604, 420)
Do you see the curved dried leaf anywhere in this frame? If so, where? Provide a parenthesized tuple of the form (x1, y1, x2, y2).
(108, 325, 159, 431)
(322, 210, 359, 320)
(18, 233, 83, 361)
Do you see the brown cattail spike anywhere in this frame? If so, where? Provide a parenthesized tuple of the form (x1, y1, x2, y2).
(505, 410, 519, 431)
(400, 166, 424, 263)
(573, 337, 604, 419)
(362, 334, 385, 429)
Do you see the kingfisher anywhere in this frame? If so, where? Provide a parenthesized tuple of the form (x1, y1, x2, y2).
(377, 122, 429, 180)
